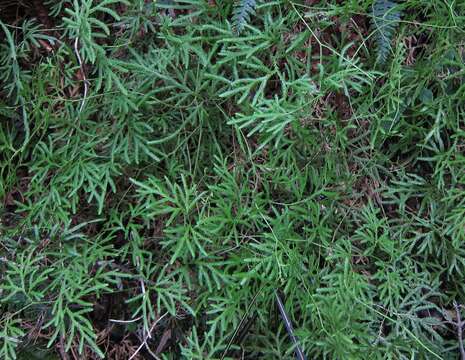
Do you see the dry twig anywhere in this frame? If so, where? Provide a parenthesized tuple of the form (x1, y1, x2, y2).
(128, 312, 168, 360)
(73, 37, 89, 113)
(454, 301, 465, 360)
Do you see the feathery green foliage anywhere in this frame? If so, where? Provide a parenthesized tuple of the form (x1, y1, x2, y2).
(1, 0, 465, 358)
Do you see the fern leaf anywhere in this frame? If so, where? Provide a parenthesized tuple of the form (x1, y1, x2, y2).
(232, 0, 257, 34)
(372, 0, 401, 64)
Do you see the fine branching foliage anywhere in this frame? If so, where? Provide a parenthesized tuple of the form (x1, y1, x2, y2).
(1, 0, 465, 359)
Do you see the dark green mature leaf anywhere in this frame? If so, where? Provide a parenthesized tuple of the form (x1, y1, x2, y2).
(372, 0, 401, 63)
(232, 0, 258, 34)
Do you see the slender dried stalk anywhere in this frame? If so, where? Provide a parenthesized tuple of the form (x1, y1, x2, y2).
(454, 301, 465, 360)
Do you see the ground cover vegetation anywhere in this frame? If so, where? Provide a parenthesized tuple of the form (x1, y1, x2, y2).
(1, 0, 465, 358)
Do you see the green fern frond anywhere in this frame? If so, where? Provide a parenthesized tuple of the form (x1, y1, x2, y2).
(372, 0, 401, 64)
(232, 0, 257, 34)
